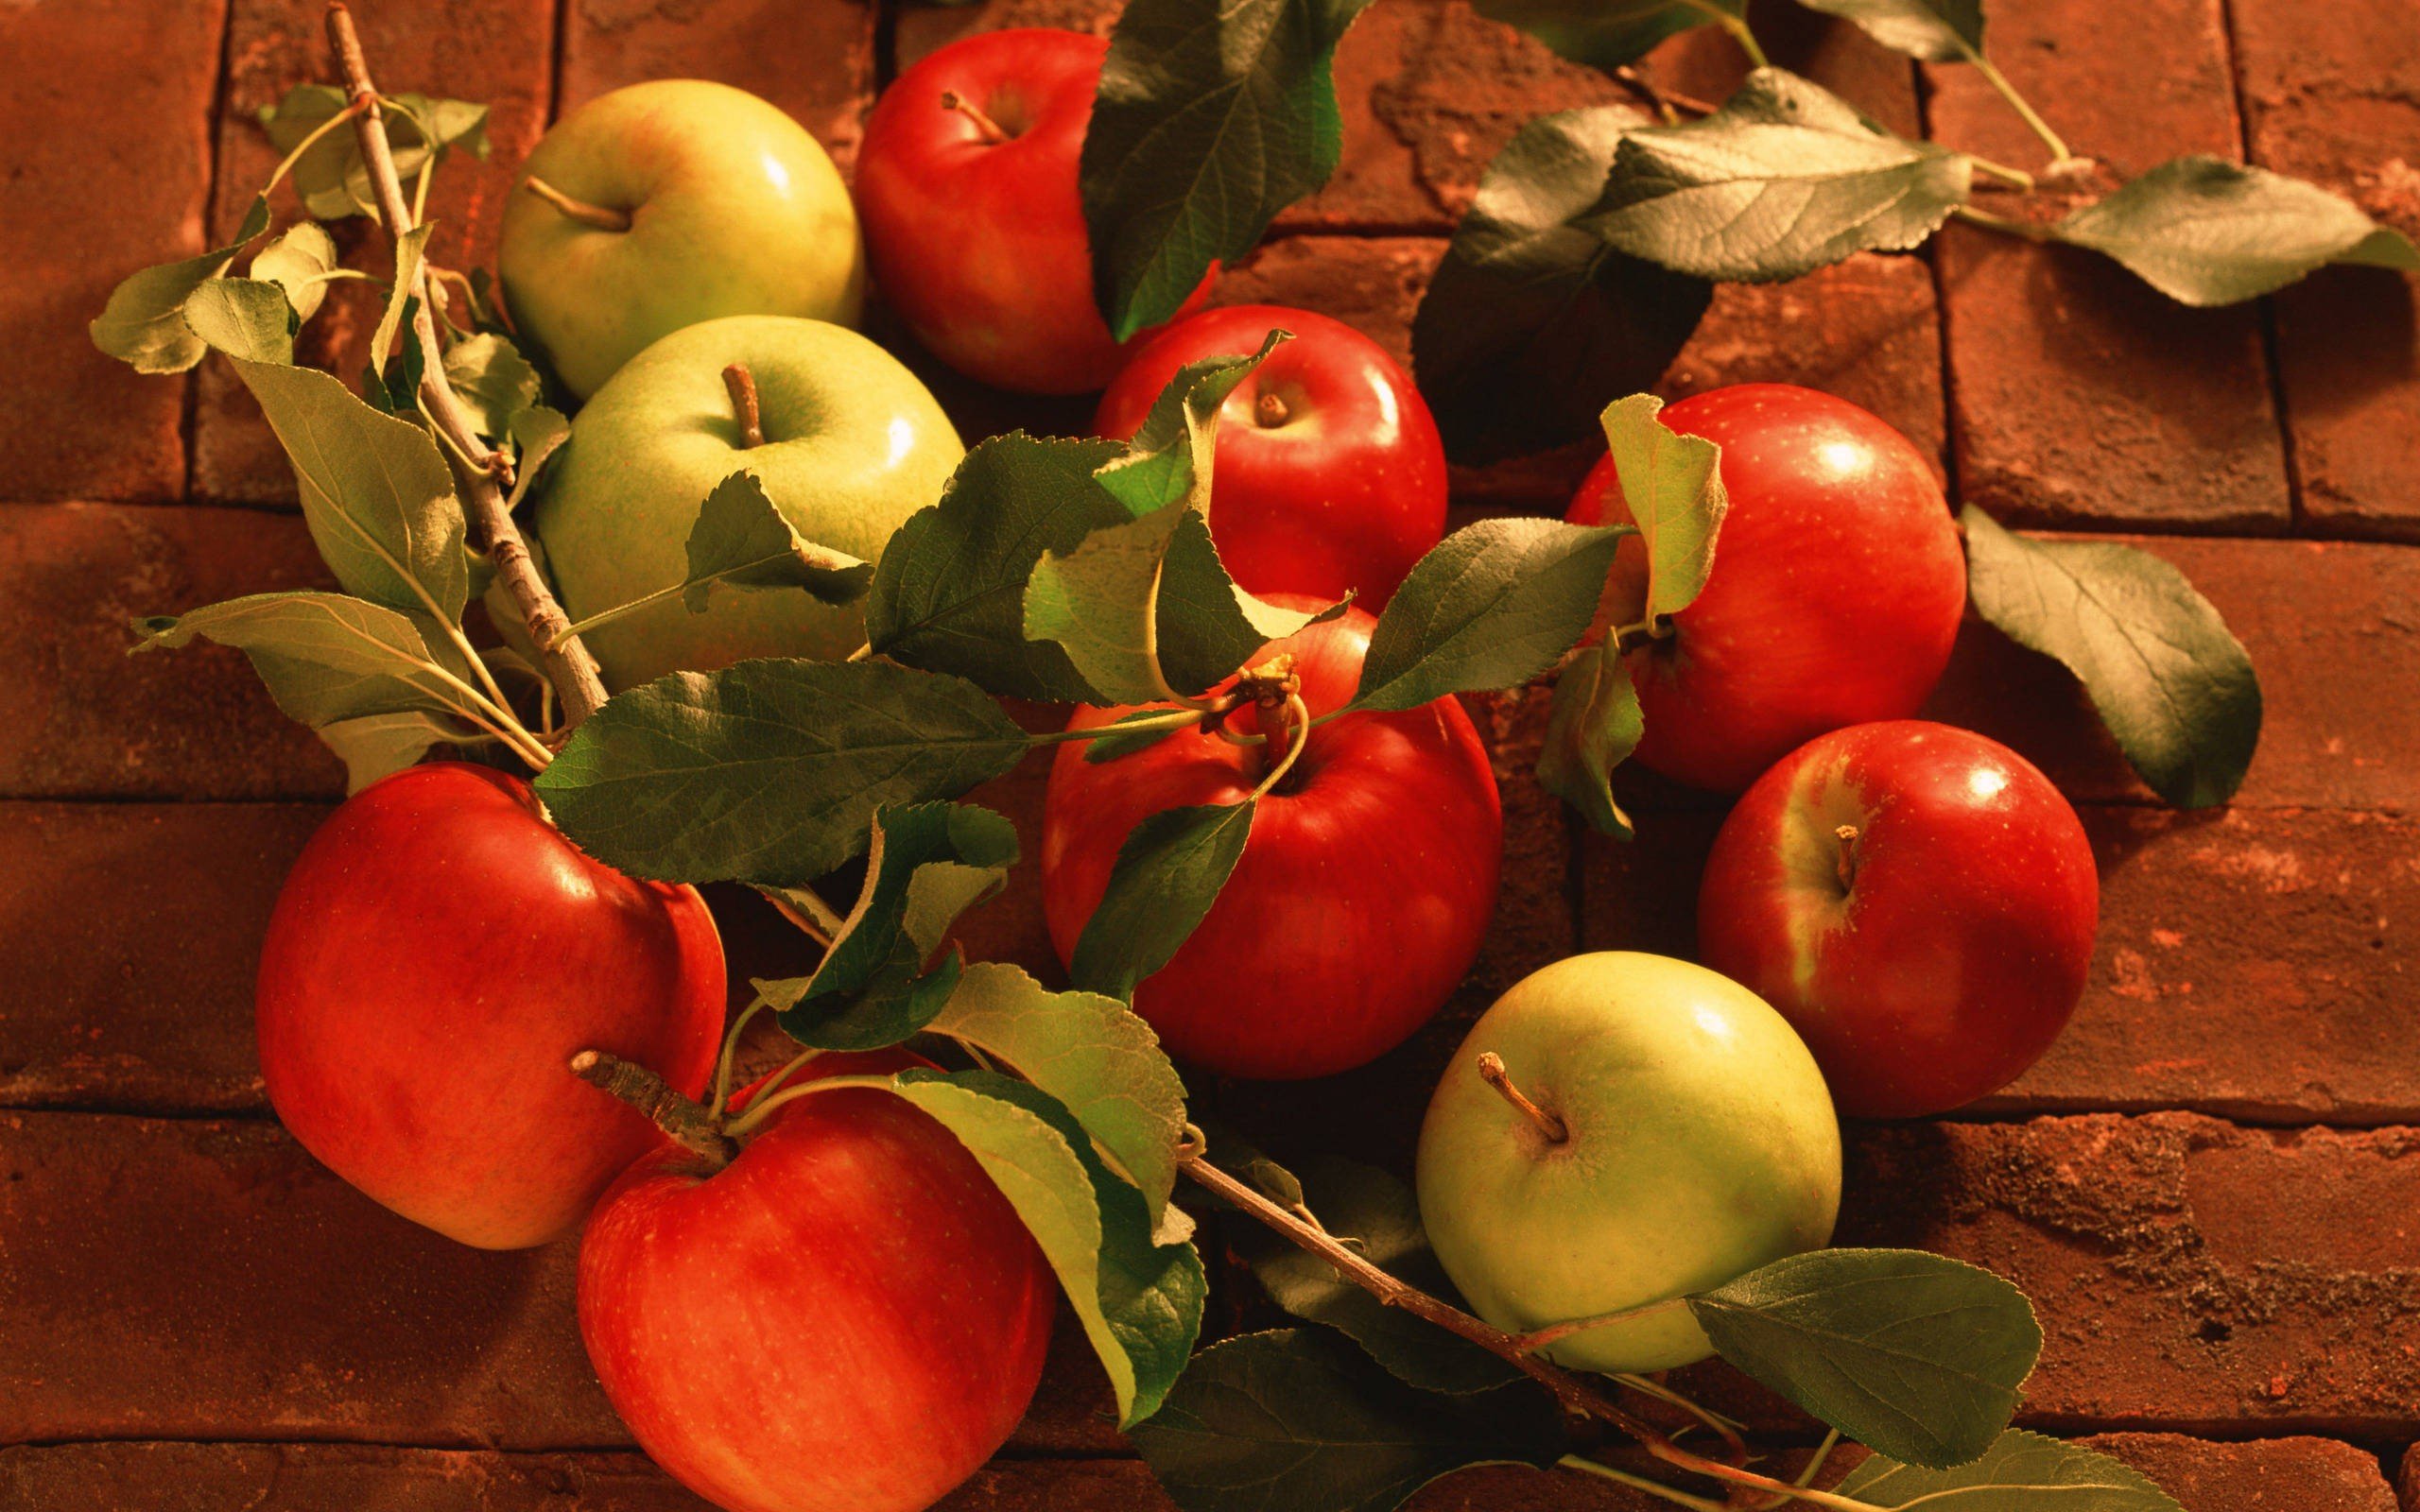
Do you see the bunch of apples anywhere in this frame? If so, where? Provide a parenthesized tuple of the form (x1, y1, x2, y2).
(253, 29, 2100, 1512)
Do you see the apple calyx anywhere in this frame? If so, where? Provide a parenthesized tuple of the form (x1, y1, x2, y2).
(721, 363, 765, 448)
(521, 174, 633, 233)
(1475, 1050, 1568, 1144)
(570, 1049, 738, 1169)
(1832, 823, 1861, 892)
(1253, 389, 1291, 428)
(939, 89, 1013, 146)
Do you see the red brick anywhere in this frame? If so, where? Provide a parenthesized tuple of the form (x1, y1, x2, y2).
(0, 0, 224, 501)
(2072, 1434, 2397, 1512)
(560, 0, 877, 171)
(195, 0, 559, 506)
(2401, 1443, 2419, 1512)
(0, 803, 326, 1113)
(1925, 0, 2290, 532)
(0, 1444, 712, 1512)
(2229, 0, 2420, 541)
(0, 504, 340, 800)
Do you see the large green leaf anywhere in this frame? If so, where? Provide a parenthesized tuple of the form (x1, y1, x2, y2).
(249, 220, 340, 323)
(533, 659, 1032, 885)
(89, 195, 272, 373)
(1411, 107, 1712, 465)
(182, 278, 297, 365)
(1689, 1248, 2040, 1469)
(1353, 518, 1630, 712)
(1536, 640, 1647, 840)
(258, 84, 492, 221)
(132, 592, 498, 738)
(926, 960, 1191, 1224)
(1835, 1430, 2186, 1510)
(2052, 156, 2420, 306)
(681, 472, 873, 612)
(317, 710, 485, 794)
(1475, 0, 1741, 71)
(1131, 1329, 1563, 1512)
(1791, 0, 1981, 60)
(1080, 0, 1377, 339)
(1599, 392, 1729, 627)
(1599, 68, 1972, 283)
(1962, 507, 2260, 808)
(890, 1070, 1204, 1425)
(441, 333, 544, 441)
(1069, 800, 1257, 1001)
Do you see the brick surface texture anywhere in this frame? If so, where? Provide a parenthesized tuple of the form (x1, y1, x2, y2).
(8, 0, 2418, 1506)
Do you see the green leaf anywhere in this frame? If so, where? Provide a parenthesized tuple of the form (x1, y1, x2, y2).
(1791, 0, 1980, 61)
(756, 802, 1020, 1051)
(318, 710, 485, 794)
(1131, 1329, 1563, 1512)
(1226, 1156, 1521, 1395)
(505, 405, 571, 508)
(532, 658, 1031, 886)
(865, 433, 1128, 703)
(89, 195, 272, 373)
(1080, 0, 1378, 339)
(1411, 107, 1713, 465)
(1598, 68, 1972, 283)
(681, 472, 873, 613)
(1069, 799, 1257, 1001)
(368, 223, 431, 390)
(1688, 1248, 2040, 1469)
(1083, 709, 1188, 765)
(1962, 507, 2260, 807)
(441, 333, 544, 440)
(1353, 517, 1630, 712)
(1536, 640, 1646, 839)
(1023, 506, 1198, 705)
(1599, 392, 1730, 626)
(2051, 156, 2420, 306)
(1475, 0, 1741, 71)
(250, 220, 340, 322)
(1098, 335, 1287, 518)
(890, 1069, 1205, 1425)
(182, 278, 296, 365)
(260, 85, 491, 221)
(1155, 499, 1349, 698)
(926, 960, 1191, 1224)
(1835, 1429, 2186, 1510)
(132, 592, 494, 732)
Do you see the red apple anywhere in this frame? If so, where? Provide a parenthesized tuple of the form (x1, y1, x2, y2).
(1094, 304, 1447, 610)
(255, 763, 725, 1249)
(1041, 602, 1503, 1079)
(1697, 720, 2099, 1119)
(1566, 384, 1967, 793)
(579, 1048, 1057, 1512)
(855, 28, 1208, 394)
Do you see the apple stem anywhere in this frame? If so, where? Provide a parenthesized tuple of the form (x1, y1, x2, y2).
(722, 363, 765, 448)
(939, 89, 1012, 145)
(569, 1049, 737, 1169)
(1253, 389, 1290, 428)
(1476, 1050, 1568, 1143)
(1833, 824, 1860, 891)
(521, 174, 633, 232)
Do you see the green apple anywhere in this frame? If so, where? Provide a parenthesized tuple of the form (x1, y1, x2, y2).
(498, 79, 866, 399)
(518, 315, 962, 688)
(1415, 952, 1841, 1374)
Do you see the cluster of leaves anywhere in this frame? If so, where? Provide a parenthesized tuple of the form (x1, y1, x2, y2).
(1077, 0, 2420, 461)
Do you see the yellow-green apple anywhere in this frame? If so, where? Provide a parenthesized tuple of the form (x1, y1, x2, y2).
(497, 79, 865, 399)
(1094, 304, 1447, 610)
(1416, 952, 1841, 1372)
(519, 314, 963, 688)
(1565, 384, 1967, 793)
(255, 763, 725, 1249)
(579, 1048, 1057, 1512)
(1698, 720, 2100, 1119)
(1041, 601, 1502, 1080)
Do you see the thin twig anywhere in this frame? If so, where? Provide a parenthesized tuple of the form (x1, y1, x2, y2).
(323, 2, 611, 730)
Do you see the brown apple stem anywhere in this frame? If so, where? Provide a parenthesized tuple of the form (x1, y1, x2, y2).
(939, 89, 1011, 145)
(324, 3, 611, 730)
(1833, 824, 1860, 891)
(521, 174, 632, 232)
(1253, 389, 1291, 427)
(722, 363, 764, 448)
(1476, 1050, 1568, 1143)
(569, 1050, 738, 1169)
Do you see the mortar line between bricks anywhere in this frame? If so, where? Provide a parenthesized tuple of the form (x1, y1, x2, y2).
(179, 0, 242, 509)
(1910, 63, 1966, 500)
(873, 0, 902, 94)
(0, 1432, 1146, 1462)
(2212, 0, 2310, 539)
(546, 0, 572, 124)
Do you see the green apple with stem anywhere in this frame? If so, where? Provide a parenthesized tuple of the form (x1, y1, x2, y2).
(498, 79, 866, 399)
(512, 315, 962, 689)
(1416, 952, 1841, 1374)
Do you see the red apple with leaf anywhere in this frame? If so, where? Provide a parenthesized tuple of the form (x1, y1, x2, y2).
(1698, 720, 2100, 1119)
(255, 763, 726, 1249)
(1095, 304, 1447, 609)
